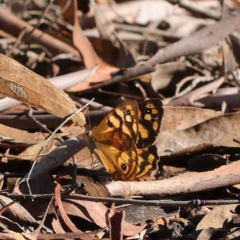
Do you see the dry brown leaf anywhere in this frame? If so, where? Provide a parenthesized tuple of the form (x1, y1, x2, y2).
(57, 0, 75, 23)
(157, 111, 240, 154)
(162, 106, 222, 131)
(0, 54, 85, 126)
(196, 204, 237, 230)
(62, 198, 108, 228)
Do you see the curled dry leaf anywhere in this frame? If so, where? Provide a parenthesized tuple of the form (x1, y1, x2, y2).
(0, 54, 85, 126)
(151, 62, 196, 92)
(165, 77, 224, 107)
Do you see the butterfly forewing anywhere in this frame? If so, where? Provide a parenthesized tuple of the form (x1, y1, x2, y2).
(92, 101, 139, 142)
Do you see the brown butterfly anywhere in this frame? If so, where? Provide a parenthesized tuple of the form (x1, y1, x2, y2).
(86, 99, 163, 181)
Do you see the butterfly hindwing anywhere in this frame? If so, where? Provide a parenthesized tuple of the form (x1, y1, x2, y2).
(136, 145, 158, 180)
(137, 99, 163, 148)
(94, 131, 138, 180)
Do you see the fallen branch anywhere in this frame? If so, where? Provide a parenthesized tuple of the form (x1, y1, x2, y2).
(106, 160, 240, 197)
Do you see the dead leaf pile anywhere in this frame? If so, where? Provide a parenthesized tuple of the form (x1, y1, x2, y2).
(0, 0, 240, 239)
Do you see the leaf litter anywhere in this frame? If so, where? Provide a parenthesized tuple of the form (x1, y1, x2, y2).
(0, 0, 240, 239)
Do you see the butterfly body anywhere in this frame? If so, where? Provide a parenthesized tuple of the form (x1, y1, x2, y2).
(87, 99, 163, 181)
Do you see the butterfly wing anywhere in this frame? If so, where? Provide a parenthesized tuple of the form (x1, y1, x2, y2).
(94, 130, 138, 180)
(92, 101, 139, 141)
(87, 99, 163, 181)
(88, 101, 139, 180)
(137, 99, 163, 148)
(135, 99, 163, 180)
(135, 145, 158, 180)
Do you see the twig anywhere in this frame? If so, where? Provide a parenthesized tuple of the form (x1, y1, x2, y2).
(2, 192, 240, 207)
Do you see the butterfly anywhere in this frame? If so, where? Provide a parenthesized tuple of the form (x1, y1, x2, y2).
(86, 99, 163, 181)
